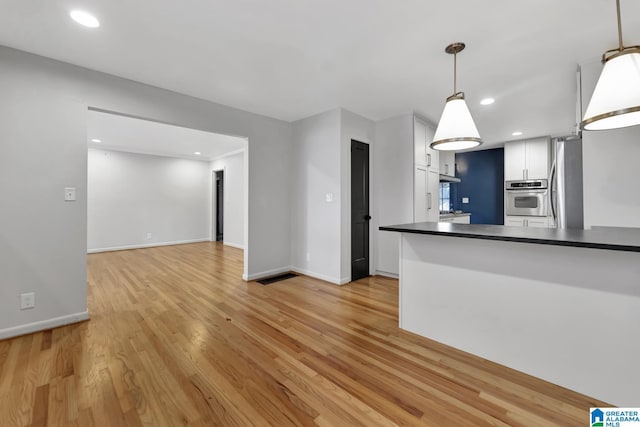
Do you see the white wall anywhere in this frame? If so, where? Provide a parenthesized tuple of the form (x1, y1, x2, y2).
(340, 109, 375, 282)
(290, 109, 342, 283)
(581, 60, 640, 228)
(0, 45, 291, 337)
(373, 114, 414, 275)
(87, 149, 211, 252)
(211, 150, 246, 249)
(0, 71, 88, 339)
(289, 108, 375, 285)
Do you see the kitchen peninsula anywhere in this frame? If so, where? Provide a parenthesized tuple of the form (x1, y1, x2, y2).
(380, 222, 640, 407)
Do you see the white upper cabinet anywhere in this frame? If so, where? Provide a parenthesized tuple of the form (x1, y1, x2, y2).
(439, 151, 455, 177)
(414, 115, 440, 222)
(504, 141, 527, 181)
(414, 118, 428, 167)
(414, 117, 439, 172)
(525, 139, 549, 179)
(504, 138, 549, 181)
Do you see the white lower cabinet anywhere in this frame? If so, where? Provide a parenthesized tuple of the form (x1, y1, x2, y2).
(440, 215, 471, 224)
(505, 216, 550, 228)
(505, 217, 525, 227)
(452, 216, 470, 224)
(527, 218, 549, 228)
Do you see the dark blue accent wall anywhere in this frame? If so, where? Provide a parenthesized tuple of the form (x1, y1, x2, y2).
(451, 148, 504, 225)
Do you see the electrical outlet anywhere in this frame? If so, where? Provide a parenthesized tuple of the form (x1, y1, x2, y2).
(20, 292, 35, 310)
(462, 197, 469, 204)
(64, 187, 76, 201)
(146, 233, 153, 240)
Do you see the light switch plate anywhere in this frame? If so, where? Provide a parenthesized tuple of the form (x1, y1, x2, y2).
(462, 197, 469, 204)
(20, 292, 35, 310)
(325, 193, 334, 203)
(64, 187, 76, 201)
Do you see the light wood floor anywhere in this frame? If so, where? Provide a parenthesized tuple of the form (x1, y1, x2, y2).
(0, 242, 605, 426)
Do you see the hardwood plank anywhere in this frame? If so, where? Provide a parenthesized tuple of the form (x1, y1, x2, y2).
(0, 242, 607, 426)
(31, 384, 49, 427)
(40, 331, 52, 352)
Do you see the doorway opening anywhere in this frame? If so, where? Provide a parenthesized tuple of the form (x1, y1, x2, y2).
(214, 170, 224, 241)
(350, 139, 370, 282)
(85, 109, 248, 281)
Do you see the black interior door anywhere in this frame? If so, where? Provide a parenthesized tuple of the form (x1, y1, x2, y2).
(351, 140, 370, 281)
(216, 170, 224, 241)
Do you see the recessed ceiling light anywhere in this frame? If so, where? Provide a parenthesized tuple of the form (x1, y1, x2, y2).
(480, 98, 495, 106)
(70, 10, 100, 28)
(91, 138, 102, 143)
(512, 131, 523, 136)
(194, 152, 201, 155)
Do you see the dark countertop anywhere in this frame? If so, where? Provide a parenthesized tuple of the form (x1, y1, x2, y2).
(379, 222, 640, 253)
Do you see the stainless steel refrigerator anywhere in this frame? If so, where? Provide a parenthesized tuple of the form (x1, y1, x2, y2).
(549, 136, 584, 229)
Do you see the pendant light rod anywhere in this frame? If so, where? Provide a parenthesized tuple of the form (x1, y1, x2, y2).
(616, 0, 623, 51)
(445, 42, 465, 99)
(453, 50, 457, 94)
(600, 0, 640, 63)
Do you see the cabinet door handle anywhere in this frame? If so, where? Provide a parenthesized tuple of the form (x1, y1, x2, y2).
(427, 153, 431, 166)
(427, 192, 432, 210)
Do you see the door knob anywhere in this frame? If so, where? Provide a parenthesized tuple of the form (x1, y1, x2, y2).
(365, 215, 372, 220)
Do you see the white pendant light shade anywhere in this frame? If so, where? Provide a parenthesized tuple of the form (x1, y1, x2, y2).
(582, 52, 640, 130)
(431, 98, 482, 151)
(430, 42, 482, 151)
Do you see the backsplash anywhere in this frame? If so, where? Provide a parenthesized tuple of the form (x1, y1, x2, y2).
(451, 148, 504, 224)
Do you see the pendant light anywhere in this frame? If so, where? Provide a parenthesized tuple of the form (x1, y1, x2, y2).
(581, 0, 640, 131)
(431, 42, 482, 151)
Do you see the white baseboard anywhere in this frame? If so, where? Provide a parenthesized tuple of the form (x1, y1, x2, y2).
(290, 267, 345, 286)
(375, 270, 399, 279)
(88, 238, 210, 253)
(223, 242, 245, 250)
(0, 311, 90, 340)
(243, 266, 292, 281)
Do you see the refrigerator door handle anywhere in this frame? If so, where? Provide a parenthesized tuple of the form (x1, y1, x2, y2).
(549, 159, 557, 223)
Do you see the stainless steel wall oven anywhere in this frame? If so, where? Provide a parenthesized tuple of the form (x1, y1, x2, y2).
(505, 179, 549, 217)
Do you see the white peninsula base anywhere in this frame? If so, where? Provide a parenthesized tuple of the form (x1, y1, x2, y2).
(398, 232, 640, 406)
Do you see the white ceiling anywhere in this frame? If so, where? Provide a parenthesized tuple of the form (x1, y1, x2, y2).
(87, 110, 246, 160)
(2, 0, 640, 147)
